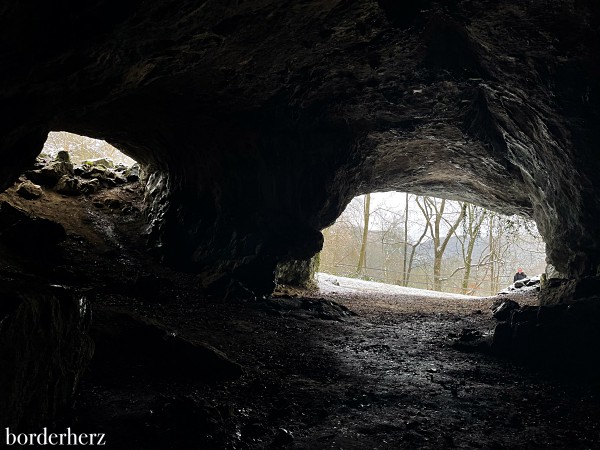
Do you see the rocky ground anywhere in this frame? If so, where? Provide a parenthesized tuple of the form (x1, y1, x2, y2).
(1, 158, 600, 449)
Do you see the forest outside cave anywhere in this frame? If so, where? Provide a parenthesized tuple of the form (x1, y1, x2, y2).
(320, 192, 546, 297)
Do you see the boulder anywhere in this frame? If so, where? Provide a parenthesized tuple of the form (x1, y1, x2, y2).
(514, 280, 527, 288)
(491, 299, 520, 321)
(25, 152, 74, 186)
(54, 175, 81, 196)
(16, 180, 43, 200)
(0, 282, 94, 431)
(82, 157, 114, 168)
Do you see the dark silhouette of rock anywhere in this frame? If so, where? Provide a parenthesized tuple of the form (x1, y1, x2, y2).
(90, 308, 243, 382)
(0, 200, 66, 252)
(0, 283, 93, 431)
(491, 299, 520, 321)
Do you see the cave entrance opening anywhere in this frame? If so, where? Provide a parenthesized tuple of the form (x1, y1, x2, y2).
(319, 191, 546, 297)
(42, 131, 137, 166)
(0, 130, 146, 270)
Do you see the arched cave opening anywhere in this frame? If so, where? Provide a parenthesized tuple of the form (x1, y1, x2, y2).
(319, 191, 547, 297)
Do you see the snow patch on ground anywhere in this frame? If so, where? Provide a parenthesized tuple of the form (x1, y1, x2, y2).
(316, 272, 481, 300)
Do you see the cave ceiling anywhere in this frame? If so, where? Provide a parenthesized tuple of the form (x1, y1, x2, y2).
(1, 0, 599, 289)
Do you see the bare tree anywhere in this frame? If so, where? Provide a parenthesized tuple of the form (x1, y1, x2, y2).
(319, 192, 545, 294)
(459, 204, 487, 294)
(416, 196, 466, 291)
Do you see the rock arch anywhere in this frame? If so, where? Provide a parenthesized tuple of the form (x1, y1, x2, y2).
(1, 0, 598, 299)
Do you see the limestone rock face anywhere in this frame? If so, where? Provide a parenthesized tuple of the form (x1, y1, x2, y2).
(0, 1, 599, 293)
(0, 283, 94, 431)
(276, 255, 320, 289)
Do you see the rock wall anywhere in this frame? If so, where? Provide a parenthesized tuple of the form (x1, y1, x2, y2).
(0, 1, 599, 296)
(0, 283, 93, 431)
(276, 255, 320, 289)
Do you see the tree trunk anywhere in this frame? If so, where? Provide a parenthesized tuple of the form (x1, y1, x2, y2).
(356, 194, 370, 276)
(489, 214, 497, 294)
(402, 192, 409, 286)
(432, 200, 466, 291)
(461, 205, 486, 294)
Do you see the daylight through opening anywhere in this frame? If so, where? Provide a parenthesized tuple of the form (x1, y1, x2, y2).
(320, 192, 546, 296)
(42, 131, 136, 166)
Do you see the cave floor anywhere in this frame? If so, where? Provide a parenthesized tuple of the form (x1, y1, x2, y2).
(74, 282, 600, 450)
(1, 183, 600, 449)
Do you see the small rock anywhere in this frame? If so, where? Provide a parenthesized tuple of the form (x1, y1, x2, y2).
(114, 174, 128, 185)
(16, 180, 43, 200)
(510, 305, 539, 325)
(458, 328, 481, 341)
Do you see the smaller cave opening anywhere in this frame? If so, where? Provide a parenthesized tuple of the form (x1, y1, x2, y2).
(319, 191, 546, 298)
(0, 130, 148, 283)
(42, 131, 137, 166)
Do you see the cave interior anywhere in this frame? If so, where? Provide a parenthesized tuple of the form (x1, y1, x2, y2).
(1, 0, 600, 447)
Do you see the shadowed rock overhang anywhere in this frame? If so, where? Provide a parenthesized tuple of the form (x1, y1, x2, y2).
(1, 0, 599, 296)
